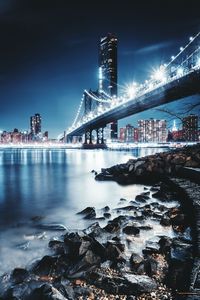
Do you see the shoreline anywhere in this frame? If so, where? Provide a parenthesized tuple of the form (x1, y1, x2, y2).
(0, 144, 200, 299)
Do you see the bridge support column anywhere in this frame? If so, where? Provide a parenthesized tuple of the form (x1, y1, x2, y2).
(101, 128, 104, 144)
(67, 135, 73, 143)
(84, 129, 93, 144)
(96, 129, 101, 144)
(89, 129, 92, 144)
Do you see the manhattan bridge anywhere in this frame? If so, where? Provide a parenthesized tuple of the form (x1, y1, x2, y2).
(62, 32, 200, 146)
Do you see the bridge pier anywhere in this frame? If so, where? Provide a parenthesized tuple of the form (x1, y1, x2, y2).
(84, 129, 93, 145)
(96, 128, 101, 144)
(101, 128, 104, 144)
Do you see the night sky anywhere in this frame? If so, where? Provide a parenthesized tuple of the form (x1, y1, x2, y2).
(0, 0, 200, 138)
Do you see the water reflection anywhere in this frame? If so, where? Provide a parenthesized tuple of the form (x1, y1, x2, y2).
(0, 147, 167, 274)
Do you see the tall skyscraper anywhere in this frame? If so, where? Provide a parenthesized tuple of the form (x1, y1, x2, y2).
(182, 114, 198, 141)
(99, 33, 118, 140)
(30, 113, 41, 135)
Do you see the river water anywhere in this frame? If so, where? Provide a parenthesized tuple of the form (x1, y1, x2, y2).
(0, 147, 173, 275)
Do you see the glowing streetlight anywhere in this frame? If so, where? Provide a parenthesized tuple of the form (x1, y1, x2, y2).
(152, 66, 166, 82)
(126, 82, 138, 99)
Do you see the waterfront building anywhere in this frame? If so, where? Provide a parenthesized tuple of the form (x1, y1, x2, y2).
(182, 114, 198, 141)
(119, 125, 139, 143)
(30, 113, 41, 135)
(138, 119, 167, 143)
(119, 128, 126, 142)
(99, 33, 118, 140)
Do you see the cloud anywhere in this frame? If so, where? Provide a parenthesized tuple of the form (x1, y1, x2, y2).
(135, 41, 173, 54)
(121, 40, 173, 57)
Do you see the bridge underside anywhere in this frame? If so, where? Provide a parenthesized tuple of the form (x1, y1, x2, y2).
(67, 69, 200, 142)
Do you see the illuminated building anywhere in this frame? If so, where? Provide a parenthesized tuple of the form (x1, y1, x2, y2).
(138, 119, 167, 143)
(30, 113, 41, 136)
(99, 33, 118, 140)
(182, 114, 198, 141)
(119, 125, 139, 143)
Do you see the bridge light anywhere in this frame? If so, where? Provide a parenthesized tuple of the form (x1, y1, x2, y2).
(152, 66, 166, 82)
(177, 67, 184, 76)
(180, 47, 184, 52)
(189, 36, 194, 42)
(171, 56, 175, 60)
(126, 82, 138, 99)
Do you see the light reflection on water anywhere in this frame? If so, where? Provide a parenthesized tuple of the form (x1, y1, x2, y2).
(0, 147, 169, 274)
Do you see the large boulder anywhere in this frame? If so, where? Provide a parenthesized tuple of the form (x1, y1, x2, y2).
(28, 283, 68, 300)
(89, 272, 157, 295)
(77, 207, 96, 219)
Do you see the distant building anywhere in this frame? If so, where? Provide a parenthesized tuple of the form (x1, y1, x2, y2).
(119, 128, 126, 142)
(138, 119, 167, 143)
(119, 125, 139, 143)
(43, 131, 48, 141)
(30, 113, 41, 136)
(99, 33, 118, 140)
(0, 129, 29, 144)
(182, 114, 198, 141)
(172, 129, 184, 141)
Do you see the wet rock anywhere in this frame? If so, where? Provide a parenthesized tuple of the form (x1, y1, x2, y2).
(91, 169, 97, 175)
(73, 286, 94, 298)
(171, 213, 185, 226)
(49, 240, 66, 255)
(139, 225, 153, 230)
(143, 239, 160, 254)
(29, 283, 67, 300)
(54, 280, 75, 300)
(170, 238, 193, 262)
(130, 253, 144, 268)
(103, 212, 111, 219)
(120, 198, 127, 202)
(94, 217, 105, 221)
(32, 255, 58, 277)
(152, 191, 168, 201)
(123, 225, 140, 235)
(105, 244, 126, 262)
(102, 206, 110, 212)
(185, 159, 199, 167)
(135, 195, 148, 202)
(83, 222, 105, 238)
(159, 236, 172, 254)
(11, 268, 29, 284)
(64, 232, 91, 259)
(104, 222, 120, 233)
(160, 215, 171, 226)
(144, 257, 158, 276)
(66, 249, 101, 278)
(77, 207, 96, 219)
(116, 205, 137, 211)
(89, 272, 157, 295)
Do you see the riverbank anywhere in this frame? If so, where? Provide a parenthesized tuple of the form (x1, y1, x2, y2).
(0, 144, 199, 299)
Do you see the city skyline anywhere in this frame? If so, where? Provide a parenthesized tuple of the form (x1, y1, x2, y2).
(0, 0, 200, 138)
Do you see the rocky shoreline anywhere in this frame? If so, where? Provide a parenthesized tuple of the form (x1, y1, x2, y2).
(0, 144, 200, 300)
(95, 144, 200, 185)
